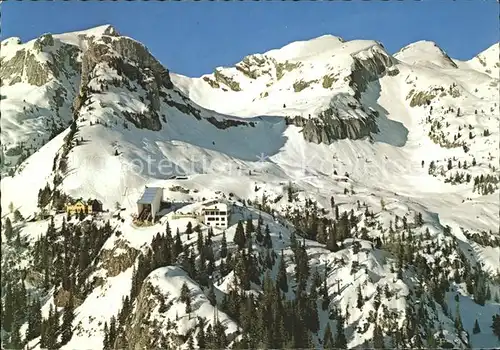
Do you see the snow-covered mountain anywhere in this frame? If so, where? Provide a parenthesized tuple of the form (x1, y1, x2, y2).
(1, 25, 499, 349)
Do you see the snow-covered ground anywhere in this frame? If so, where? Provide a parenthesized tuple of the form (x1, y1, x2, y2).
(1, 25, 499, 349)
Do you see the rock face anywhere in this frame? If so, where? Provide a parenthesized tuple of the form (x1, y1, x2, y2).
(116, 280, 161, 350)
(1, 33, 83, 171)
(287, 93, 379, 144)
(78, 35, 175, 131)
(0, 37, 81, 87)
(99, 240, 140, 278)
(348, 44, 399, 99)
(285, 45, 395, 145)
(115, 267, 238, 349)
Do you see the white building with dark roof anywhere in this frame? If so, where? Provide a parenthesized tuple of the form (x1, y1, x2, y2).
(200, 201, 230, 229)
(136, 186, 163, 223)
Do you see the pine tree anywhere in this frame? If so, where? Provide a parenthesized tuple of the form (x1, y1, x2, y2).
(186, 221, 193, 236)
(323, 322, 335, 349)
(207, 283, 217, 306)
(180, 282, 192, 314)
(9, 319, 22, 349)
(454, 302, 463, 331)
(108, 316, 117, 348)
(234, 221, 246, 250)
(2, 283, 14, 332)
(220, 231, 228, 258)
(326, 224, 338, 252)
(255, 221, 263, 244)
(473, 319, 481, 334)
(356, 285, 364, 309)
(174, 228, 183, 258)
(373, 324, 385, 349)
(4, 217, 13, 240)
(45, 304, 58, 349)
(276, 250, 288, 293)
(13, 209, 23, 222)
(103, 322, 110, 349)
(287, 182, 293, 202)
(245, 218, 254, 234)
(263, 224, 272, 249)
(492, 314, 500, 341)
(334, 314, 347, 349)
(187, 333, 195, 350)
(61, 294, 75, 344)
(186, 294, 192, 317)
(27, 297, 42, 340)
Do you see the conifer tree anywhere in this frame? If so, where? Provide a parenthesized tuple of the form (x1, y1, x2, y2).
(373, 324, 385, 349)
(2, 283, 14, 332)
(27, 297, 42, 340)
(287, 182, 293, 202)
(255, 221, 263, 244)
(245, 218, 254, 235)
(473, 319, 481, 334)
(276, 250, 288, 293)
(207, 283, 217, 306)
(220, 231, 228, 258)
(327, 224, 338, 252)
(187, 333, 195, 350)
(234, 221, 246, 250)
(103, 322, 110, 349)
(45, 304, 58, 349)
(4, 217, 13, 240)
(186, 294, 192, 317)
(186, 221, 193, 236)
(9, 319, 22, 349)
(335, 314, 347, 349)
(13, 209, 23, 222)
(454, 303, 463, 331)
(492, 314, 500, 340)
(108, 316, 117, 348)
(196, 317, 207, 349)
(323, 322, 335, 349)
(356, 285, 364, 309)
(61, 294, 75, 344)
(174, 228, 183, 258)
(263, 224, 272, 249)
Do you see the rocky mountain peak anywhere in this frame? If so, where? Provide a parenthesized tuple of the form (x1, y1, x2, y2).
(394, 40, 458, 68)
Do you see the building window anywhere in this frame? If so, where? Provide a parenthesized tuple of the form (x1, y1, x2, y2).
(219, 211, 226, 215)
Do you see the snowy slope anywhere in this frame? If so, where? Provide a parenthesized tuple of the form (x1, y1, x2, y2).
(458, 43, 500, 79)
(0, 25, 117, 174)
(1, 26, 499, 349)
(171, 35, 395, 119)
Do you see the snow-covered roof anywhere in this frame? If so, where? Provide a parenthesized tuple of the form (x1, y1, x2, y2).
(201, 201, 228, 212)
(137, 187, 162, 204)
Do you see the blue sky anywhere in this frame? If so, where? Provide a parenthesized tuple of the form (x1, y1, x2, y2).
(1, 1, 498, 77)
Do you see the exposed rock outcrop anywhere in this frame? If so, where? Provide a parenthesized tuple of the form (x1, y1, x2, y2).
(78, 35, 175, 130)
(348, 45, 398, 99)
(286, 93, 379, 144)
(213, 69, 241, 91)
(115, 278, 166, 349)
(99, 240, 140, 278)
(116, 267, 238, 350)
(284, 45, 394, 145)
